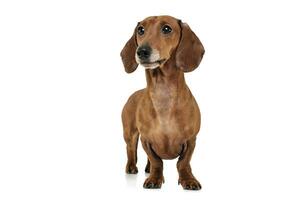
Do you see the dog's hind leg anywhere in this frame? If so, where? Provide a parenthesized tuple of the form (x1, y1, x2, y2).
(145, 159, 150, 173)
(122, 90, 144, 174)
(123, 129, 139, 174)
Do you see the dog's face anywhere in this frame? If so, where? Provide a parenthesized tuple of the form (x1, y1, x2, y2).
(121, 15, 205, 73)
(135, 16, 181, 69)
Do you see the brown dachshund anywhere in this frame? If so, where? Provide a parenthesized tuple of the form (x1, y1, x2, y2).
(120, 15, 205, 190)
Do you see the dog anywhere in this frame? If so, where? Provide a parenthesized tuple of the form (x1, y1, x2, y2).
(120, 15, 205, 190)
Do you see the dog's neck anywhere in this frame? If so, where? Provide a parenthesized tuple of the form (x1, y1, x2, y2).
(145, 59, 191, 117)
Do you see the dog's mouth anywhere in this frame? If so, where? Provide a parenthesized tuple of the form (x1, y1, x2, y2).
(140, 59, 166, 69)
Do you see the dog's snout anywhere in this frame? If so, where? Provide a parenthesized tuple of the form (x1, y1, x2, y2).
(137, 45, 152, 60)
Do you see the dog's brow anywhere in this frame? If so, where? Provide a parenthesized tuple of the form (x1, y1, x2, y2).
(158, 20, 172, 26)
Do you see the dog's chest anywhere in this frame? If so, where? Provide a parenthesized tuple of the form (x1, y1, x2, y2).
(138, 116, 191, 159)
(149, 127, 183, 159)
(136, 90, 199, 159)
(137, 96, 195, 139)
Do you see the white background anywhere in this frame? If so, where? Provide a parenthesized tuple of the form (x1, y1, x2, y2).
(0, 0, 301, 199)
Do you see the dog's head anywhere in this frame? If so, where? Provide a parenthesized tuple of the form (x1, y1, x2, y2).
(121, 15, 205, 73)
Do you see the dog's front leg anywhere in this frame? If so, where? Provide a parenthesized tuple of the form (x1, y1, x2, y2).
(177, 137, 201, 190)
(141, 141, 164, 189)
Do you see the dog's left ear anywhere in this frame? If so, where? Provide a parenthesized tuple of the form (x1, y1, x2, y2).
(120, 27, 138, 73)
(176, 22, 205, 72)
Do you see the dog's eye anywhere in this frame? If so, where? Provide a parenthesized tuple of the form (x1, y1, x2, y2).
(161, 25, 172, 34)
(137, 26, 145, 35)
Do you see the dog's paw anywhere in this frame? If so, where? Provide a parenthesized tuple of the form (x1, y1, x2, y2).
(143, 176, 164, 189)
(125, 163, 138, 174)
(178, 178, 201, 190)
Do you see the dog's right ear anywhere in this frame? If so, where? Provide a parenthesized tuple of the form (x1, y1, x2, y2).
(120, 25, 138, 73)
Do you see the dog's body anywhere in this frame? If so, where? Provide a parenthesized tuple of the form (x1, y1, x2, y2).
(123, 69, 200, 160)
(121, 16, 205, 190)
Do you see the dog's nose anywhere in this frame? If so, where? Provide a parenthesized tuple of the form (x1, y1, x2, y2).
(137, 45, 152, 60)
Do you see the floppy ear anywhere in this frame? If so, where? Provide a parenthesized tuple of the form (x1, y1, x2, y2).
(176, 22, 205, 72)
(120, 28, 138, 73)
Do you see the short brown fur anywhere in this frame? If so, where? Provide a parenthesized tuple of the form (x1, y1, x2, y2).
(121, 16, 205, 190)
